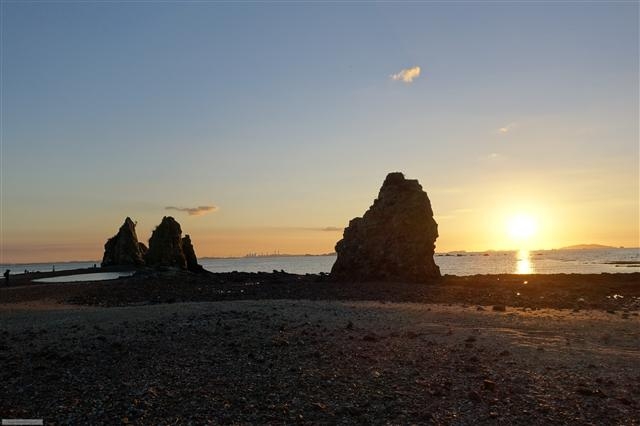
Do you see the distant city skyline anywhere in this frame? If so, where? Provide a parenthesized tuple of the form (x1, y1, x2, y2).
(1, 1, 638, 263)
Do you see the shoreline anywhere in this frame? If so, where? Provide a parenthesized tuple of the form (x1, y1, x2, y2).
(1, 269, 638, 312)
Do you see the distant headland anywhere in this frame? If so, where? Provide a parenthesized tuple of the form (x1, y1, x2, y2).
(559, 244, 618, 250)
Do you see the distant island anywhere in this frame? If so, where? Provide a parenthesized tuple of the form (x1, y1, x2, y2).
(559, 244, 617, 250)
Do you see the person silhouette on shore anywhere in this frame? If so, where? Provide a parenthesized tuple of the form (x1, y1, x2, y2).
(3, 270, 9, 285)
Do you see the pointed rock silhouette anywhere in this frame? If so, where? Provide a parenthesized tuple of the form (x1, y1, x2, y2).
(145, 216, 187, 269)
(182, 234, 204, 273)
(101, 217, 146, 267)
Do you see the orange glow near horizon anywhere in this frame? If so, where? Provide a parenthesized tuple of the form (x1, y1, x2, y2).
(1, 201, 638, 264)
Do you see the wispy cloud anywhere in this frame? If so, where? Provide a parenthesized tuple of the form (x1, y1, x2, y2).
(165, 205, 218, 217)
(498, 122, 517, 134)
(390, 66, 421, 83)
(319, 226, 343, 232)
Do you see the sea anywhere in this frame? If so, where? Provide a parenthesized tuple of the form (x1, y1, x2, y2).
(1, 248, 639, 280)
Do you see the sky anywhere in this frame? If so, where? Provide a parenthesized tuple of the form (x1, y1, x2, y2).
(1, 1, 638, 263)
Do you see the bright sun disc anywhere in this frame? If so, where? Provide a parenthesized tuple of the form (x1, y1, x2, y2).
(507, 215, 537, 240)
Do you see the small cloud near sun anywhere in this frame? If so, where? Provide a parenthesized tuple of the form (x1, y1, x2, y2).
(390, 66, 421, 83)
(165, 205, 218, 217)
(498, 123, 517, 134)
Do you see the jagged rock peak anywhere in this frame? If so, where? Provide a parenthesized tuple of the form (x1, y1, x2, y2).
(330, 172, 441, 283)
(101, 217, 146, 267)
(145, 216, 187, 269)
(182, 234, 204, 273)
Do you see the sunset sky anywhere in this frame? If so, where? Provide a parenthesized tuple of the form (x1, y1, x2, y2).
(1, 2, 638, 263)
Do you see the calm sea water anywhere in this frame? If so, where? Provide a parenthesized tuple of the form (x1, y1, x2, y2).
(2, 248, 639, 279)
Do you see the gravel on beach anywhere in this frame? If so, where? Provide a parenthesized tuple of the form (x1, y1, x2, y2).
(0, 272, 639, 424)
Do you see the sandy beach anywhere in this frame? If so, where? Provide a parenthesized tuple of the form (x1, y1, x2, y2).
(1, 272, 639, 424)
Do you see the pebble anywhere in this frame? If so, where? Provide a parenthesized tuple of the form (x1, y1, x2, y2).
(483, 380, 496, 392)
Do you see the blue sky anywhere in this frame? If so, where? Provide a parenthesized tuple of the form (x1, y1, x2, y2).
(2, 1, 638, 261)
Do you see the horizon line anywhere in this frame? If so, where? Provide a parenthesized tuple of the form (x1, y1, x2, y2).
(2, 246, 638, 266)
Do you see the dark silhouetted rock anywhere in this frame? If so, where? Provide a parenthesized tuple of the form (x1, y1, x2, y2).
(182, 234, 204, 273)
(101, 217, 146, 267)
(330, 172, 441, 283)
(138, 242, 148, 257)
(145, 216, 187, 269)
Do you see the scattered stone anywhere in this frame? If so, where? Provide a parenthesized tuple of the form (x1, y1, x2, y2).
(311, 402, 327, 411)
(576, 387, 607, 398)
(362, 334, 378, 342)
(483, 380, 496, 391)
(468, 390, 482, 402)
(617, 397, 632, 405)
(330, 172, 440, 283)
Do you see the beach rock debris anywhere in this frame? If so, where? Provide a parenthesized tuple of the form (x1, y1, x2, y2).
(101, 217, 146, 267)
(102, 216, 204, 272)
(331, 172, 441, 283)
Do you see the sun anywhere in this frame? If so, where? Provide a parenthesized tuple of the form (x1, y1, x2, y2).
(507, 214, 537, 241)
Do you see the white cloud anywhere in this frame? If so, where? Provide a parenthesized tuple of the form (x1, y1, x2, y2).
(390, 66, 421, 83)
(498, 123, 517, 134)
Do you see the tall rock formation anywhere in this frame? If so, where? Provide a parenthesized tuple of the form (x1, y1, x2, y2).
(182, 234, 204, 273)
(101, 217, 146, 267)
(145, 216, 188, 269)
(330, 172, 441, 283)
(101, 216, 204, 272)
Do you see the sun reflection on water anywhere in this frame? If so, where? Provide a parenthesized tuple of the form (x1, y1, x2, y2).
(516, 249, 534, 274)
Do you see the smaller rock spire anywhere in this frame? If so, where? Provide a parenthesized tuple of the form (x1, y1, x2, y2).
(101, 217, 146, 267)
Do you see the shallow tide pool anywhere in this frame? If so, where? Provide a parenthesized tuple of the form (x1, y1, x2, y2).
(33, 272, 135, 283)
